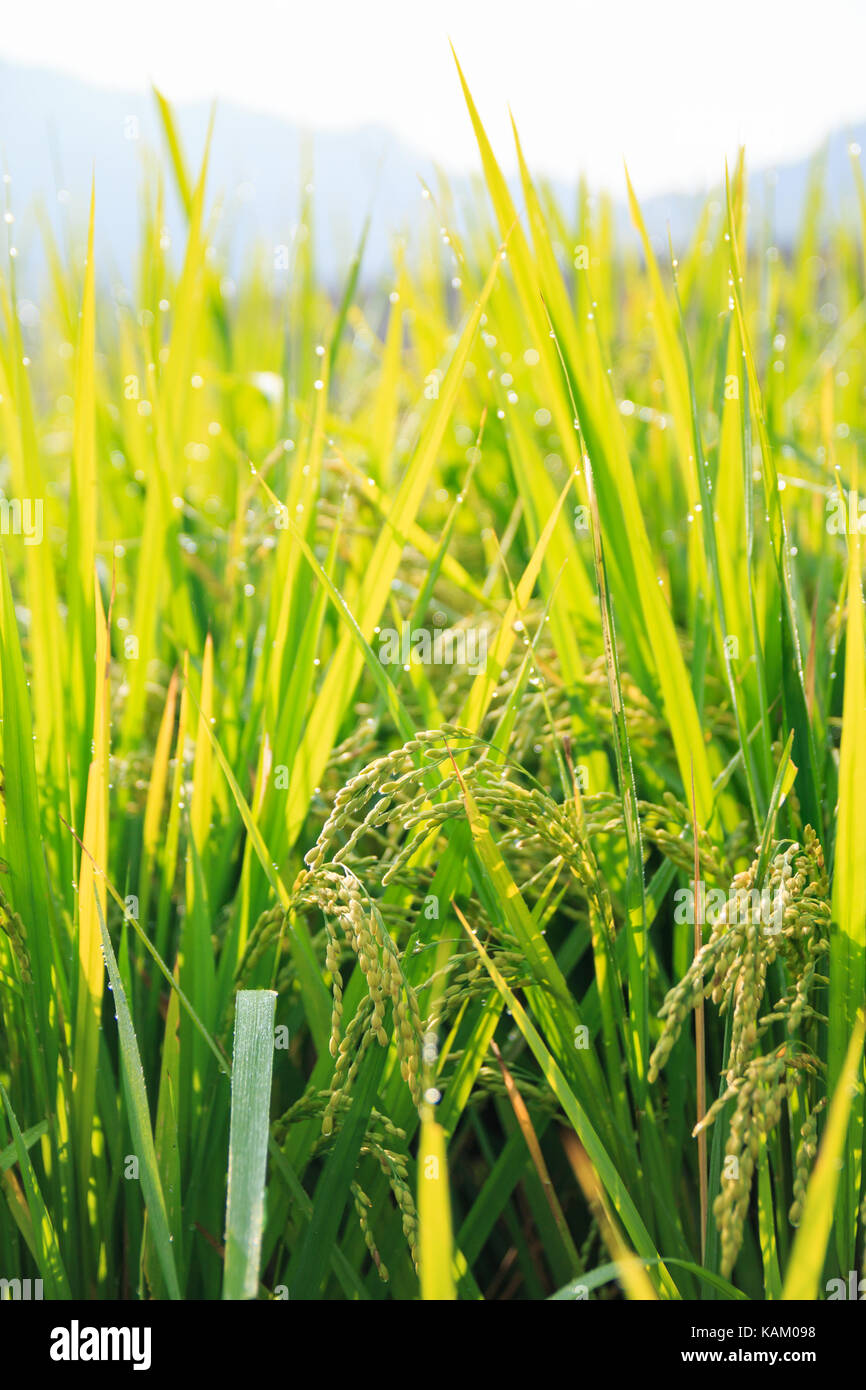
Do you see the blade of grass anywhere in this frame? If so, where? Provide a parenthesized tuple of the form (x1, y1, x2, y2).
(96, 891, 182, 1300)
(418, 1110, 457, 1300)
(223, 990, 277, 1300)
(0, 1084, 70, 1298)
(782, 1012, 865, 1299)
(460, 910, 678, 1298)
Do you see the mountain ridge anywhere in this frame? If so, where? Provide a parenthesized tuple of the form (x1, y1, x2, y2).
(1, 57, 863, 285)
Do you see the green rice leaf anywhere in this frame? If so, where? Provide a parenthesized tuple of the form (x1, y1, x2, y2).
(223, 990, 277, 1300)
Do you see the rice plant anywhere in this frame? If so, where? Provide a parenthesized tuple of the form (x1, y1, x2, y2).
(0, 65, 863, 1303)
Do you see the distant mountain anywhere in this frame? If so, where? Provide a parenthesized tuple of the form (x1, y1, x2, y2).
(0, 58, 863, 289)
(0, 59, 434, 286)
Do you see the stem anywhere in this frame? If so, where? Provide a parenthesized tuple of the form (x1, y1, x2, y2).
(691, 761, 709, 1264)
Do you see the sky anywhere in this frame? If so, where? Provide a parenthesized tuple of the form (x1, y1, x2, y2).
(2, 0, 865, 194)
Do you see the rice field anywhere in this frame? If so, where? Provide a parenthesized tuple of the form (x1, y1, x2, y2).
(0, 68, 864, 1304)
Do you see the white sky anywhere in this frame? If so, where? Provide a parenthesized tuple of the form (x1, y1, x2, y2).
(2, 0, 865, 193)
